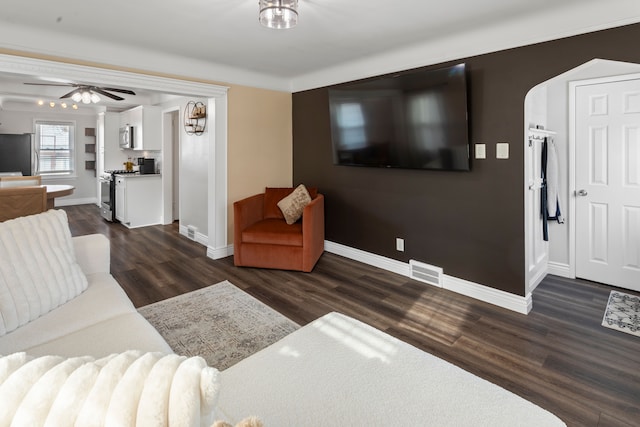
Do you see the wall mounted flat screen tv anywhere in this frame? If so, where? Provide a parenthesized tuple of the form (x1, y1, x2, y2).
(328, 63, 470, 171)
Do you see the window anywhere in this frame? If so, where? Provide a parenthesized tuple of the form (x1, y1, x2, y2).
(35, 121, 75, 175)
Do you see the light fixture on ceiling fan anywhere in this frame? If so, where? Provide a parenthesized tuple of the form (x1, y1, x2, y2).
(23, 82, 136, 104)
(72, 89, 101, 104)
(259, 0, 298, 29)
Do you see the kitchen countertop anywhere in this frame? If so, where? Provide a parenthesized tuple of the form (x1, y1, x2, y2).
(115, 173, 161, 178)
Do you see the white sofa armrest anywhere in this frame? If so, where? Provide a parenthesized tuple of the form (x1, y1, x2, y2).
(73, 234, 110, 275)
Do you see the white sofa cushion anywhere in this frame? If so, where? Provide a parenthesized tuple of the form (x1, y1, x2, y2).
(0, 272, 139, 354)
(0, 350, 220, 427)
(24, 312, 173, 358)
(0, 210, 88, 336)
(217, 312, 566, 426)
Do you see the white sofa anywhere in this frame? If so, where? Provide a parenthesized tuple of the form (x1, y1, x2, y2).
(0, 233, 171, 357)
(0, 211, 566, 426)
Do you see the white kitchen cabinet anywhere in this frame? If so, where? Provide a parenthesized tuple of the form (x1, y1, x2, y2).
(115, 174, 162, 228)
(120, 105, 161, 151)
(115, 175, 126, 222)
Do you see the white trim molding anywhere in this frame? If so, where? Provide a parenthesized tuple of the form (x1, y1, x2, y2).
(325, 240, 532, 315)
(547, 261, 573, 278)
(208, 244, 234, 260)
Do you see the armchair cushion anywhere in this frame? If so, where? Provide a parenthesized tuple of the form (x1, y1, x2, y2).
(242, 220, 303, 246)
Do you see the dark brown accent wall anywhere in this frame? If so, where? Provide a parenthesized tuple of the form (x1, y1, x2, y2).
(292, 23, 640, 297)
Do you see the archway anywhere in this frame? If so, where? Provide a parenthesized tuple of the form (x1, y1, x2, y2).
(524, 58, 640, 292)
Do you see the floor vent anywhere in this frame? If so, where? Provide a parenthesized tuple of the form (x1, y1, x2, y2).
(187, 225, 197, 241)
(409, 260, 443, 288)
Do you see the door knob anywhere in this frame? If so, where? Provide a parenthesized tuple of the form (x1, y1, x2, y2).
(577, 189, 588, 196)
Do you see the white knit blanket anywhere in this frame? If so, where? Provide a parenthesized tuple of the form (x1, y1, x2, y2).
(0, 210, 88, 336)
(0, 351, 220, 427)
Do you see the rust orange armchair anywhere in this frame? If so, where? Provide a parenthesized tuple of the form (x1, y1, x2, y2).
(233, 187, 325, 272)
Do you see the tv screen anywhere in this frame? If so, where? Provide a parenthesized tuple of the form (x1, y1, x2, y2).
(328, 63, 470, 171)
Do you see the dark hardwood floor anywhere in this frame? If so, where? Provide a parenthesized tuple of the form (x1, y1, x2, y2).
(63, 204, 640, 427)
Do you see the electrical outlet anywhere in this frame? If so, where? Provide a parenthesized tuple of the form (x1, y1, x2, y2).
(396, 238, 405, 252)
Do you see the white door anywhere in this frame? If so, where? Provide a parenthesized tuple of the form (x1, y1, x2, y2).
(575, 78, 640, 291)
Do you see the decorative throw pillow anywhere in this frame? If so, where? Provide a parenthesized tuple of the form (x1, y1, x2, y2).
(264, 187, 318, 220)
(0, 351, 221, 427)
(0, 210, 88, 336)
(277, 184, 312, 225)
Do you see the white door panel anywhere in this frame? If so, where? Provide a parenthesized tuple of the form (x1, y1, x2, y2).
(576, 78, 640, 291)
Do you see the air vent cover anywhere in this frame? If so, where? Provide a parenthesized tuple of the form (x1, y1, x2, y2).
(409, 259, 443, 287)
(187, 225, 197, 241)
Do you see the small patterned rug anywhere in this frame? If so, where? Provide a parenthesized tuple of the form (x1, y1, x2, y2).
(601, 290, 640, 337)
(138, 280, 299, 369)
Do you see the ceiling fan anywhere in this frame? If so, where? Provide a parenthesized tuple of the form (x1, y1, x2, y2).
(23, 82, 136, 103)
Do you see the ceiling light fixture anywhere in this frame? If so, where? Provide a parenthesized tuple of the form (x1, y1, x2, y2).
(71, 89, 101, 104)
(259, 0, 298, 29)
(36, 100, 79, 110)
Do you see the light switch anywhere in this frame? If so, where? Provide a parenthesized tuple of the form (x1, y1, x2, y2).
(475, 143, 486, 159)
(496, 142, 509, 159)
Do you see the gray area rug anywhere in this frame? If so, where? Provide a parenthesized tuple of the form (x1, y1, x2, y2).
(602, 290, 640, 337)
(138, 280, 299, 369)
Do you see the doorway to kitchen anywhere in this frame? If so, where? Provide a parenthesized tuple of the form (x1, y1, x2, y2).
(0, 54, 230, 258)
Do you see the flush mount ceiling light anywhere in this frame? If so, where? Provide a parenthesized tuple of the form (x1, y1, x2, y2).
(259, 0, 298, 29)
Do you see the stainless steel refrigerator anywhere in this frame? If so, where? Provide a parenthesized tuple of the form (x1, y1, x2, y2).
(0, 134, 33, 176)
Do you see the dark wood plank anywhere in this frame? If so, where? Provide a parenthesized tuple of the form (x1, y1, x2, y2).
(61, 204, 640, 427)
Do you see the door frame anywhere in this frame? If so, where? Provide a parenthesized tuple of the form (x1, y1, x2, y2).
(162, 106, 180, 224)
(0, 53, 230, 257)
(568, 72, 640, 279)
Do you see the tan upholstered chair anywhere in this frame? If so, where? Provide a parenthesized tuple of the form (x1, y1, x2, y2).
(0, 186, 48, 222)
(0, 175, 42, 188)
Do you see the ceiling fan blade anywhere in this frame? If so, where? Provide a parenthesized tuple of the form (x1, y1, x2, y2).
(60, 88, 82, 99)
(23, 83, 75, 87)
(91, 87, 125, 101)
(99, 87, 136, 96)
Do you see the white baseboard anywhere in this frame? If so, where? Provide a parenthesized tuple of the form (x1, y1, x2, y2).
(325, 240, 532, 314)
(207, 244, 233, 260)
(54, 197, 96, 207)
(527, 265, 548, 295)
(547, 261, 573, 278)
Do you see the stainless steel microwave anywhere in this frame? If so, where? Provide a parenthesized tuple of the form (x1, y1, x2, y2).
(119, 125, 134, 149)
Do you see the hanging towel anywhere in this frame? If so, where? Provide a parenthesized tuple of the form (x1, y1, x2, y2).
(545, 138, 565, 224)
(541, 138, 549, 241)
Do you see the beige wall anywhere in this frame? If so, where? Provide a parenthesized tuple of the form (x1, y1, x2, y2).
(227, 85, 293, 243)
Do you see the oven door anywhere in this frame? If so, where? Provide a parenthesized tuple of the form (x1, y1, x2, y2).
(100, 177, 113, 221)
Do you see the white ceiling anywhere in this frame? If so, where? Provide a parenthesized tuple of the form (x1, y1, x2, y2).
(0, 0, 639, 107)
